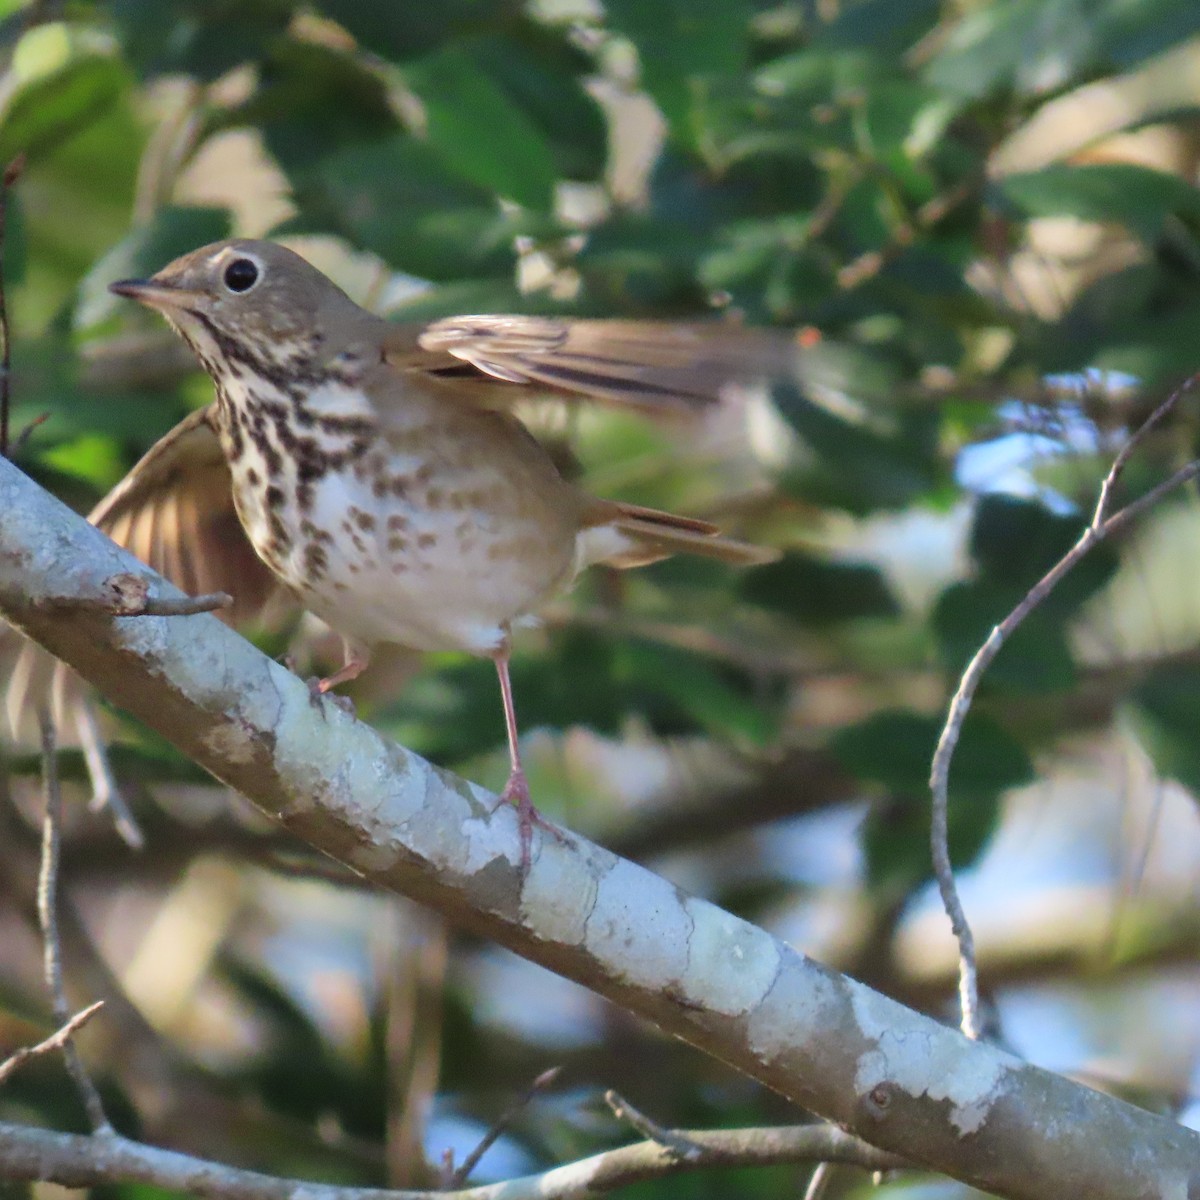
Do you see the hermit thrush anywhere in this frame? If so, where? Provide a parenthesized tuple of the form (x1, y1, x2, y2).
(102, 239, 780, 866)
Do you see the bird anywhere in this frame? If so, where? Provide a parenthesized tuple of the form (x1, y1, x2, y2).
(95, 238, 780, 867)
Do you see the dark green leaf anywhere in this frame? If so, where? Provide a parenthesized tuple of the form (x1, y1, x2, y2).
(112, 0, 295, 81)
(315, 0, 511, 62)
(404, 46, 559, 209)
(1127, 665, 1200, 798)
(775, 380, 942, 513)
(835, 709, 1032, 884)
(605, 0, 751, 133)
(281, 136, 531, 280)
(231, 37, 397, 171)
(76, 205, 232, 329)
(459, 27, 607, 182)
(739, 553, 900, 625)
(814, 0, 942, 52)
(997, 164, 1200, 242)
(0, 54, 128, 165)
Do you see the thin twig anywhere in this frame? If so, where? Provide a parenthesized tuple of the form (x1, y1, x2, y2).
(36, 572, 231, 617)
(37, 709, 112, 1133)
(803, 1160, 834, 1200)
(449, 1067, 563, 1186)
(0, 1000, 105, 1086)
(0, 153, 22, 458)
(10, 410, 48, 455)
(0, 1117, 904, 1200)
(929, 371, 1200, 1040)
(605, 1090, 705, 1162)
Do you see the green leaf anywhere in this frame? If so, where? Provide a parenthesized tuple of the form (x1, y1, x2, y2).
(112, 0, 295, 81)
(814, 0, 942, 52)
(833, 708, 1033, 798)
(604, 0, 751, 134)
(923, 0, 1098, 100)
(997, 164, 1200, 242)
(459, 27, 607, 182)
(231, 36, 397, 171)
(1127, 665, 1200, 798)
(315, 0, 509, 62)
(404, 46, 559, 209)
(281, 135, 532, 280)
(834, 709, 1032, 886)
(933, 581, 1077, 691)
(75, 205, 232, 330)
(0, 51, 128, 165)
(968, 494, 1117, 607)
(774, 380, 942, 514)
(738, 554, 900, 625)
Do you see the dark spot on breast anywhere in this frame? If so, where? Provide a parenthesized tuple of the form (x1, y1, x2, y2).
(417, 533, 436, 550)
(303, 541, 328, 579)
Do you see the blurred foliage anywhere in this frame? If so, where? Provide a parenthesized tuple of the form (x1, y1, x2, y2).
(5, 1, 1200, 1197)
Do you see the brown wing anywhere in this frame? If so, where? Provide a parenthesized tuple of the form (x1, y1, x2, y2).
(384, 315, 793, 414)
(88, 406, 287, 628)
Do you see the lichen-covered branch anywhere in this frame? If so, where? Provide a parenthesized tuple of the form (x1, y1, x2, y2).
(1, 455, 1198, 1200)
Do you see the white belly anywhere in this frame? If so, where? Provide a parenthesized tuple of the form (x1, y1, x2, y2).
(288, 468, 574, 653)
(227, 427, 577, 654)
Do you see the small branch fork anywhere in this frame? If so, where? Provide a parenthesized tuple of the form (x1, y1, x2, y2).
(930, 372, 1200, 1040)
(35, 572, 231, 618)
(0, 1000, 104, 1086)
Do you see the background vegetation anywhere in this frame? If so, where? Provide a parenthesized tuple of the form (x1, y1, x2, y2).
(5, 0, 1200, 1195)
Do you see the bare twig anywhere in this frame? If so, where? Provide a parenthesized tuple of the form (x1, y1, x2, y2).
(35, 573, 231, 617)
(930, 371, 1200, 1039)
(837, 176, 979, 291)
(0, 1118, 903, 1200)
(10, 410, 48, 454)
(0, 153, 22, 459)
(448, 1067, 563, 1187)
(0, 1000, 105, 1086)
(803, 1160, 834, 1200)
(605, 1090, 704, 1162)
(37, 710, 111, 1133)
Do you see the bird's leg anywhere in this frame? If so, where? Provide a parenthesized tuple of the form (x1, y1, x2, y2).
(307, 638, 369, 714)
(492, 643, 563, 870)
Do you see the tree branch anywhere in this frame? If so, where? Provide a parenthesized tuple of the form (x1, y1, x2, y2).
(0, 1118, 898, 1199)
(2, 455, 1199, 1200)
(929, 372, 1200, 1040)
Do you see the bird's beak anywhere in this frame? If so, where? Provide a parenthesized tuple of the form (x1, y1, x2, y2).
(109, 278, 202, 310)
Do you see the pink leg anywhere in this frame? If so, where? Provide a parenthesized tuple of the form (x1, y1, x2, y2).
(493, 645, 561, 870)
(308, 639, 370, 713)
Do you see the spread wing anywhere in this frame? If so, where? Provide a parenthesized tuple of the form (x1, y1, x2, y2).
(384, 315, 793, 414)
(87, 406, 286, 628)
(4, 407, 294, 770)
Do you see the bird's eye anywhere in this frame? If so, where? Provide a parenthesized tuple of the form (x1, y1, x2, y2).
(223, 258, 260, 293)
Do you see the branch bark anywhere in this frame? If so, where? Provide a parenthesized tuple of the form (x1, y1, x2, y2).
(2, 455, 1198, 1200)
(0, 1119, 899, 1199)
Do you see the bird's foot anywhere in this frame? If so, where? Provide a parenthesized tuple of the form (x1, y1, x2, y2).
(306, 675, 356, 718)
(494, 769, 569, 872)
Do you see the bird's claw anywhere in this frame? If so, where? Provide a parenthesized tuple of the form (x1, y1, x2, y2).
(306, 676, 356, 718)
(494, 770, 569, 872)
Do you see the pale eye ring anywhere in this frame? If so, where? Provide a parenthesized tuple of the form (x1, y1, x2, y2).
(223, 258, 260, 293)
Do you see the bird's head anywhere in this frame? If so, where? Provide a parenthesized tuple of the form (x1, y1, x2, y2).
(110, 239, 372, 381)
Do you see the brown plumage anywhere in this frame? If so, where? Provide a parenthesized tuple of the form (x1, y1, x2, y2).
(16, 238, 783, 867)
